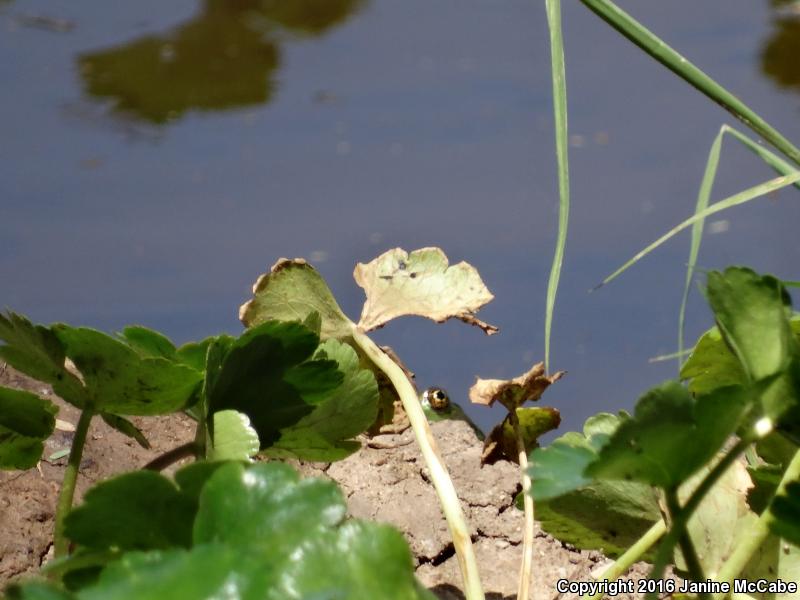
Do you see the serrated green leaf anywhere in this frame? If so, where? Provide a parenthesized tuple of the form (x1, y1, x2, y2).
(22, 462, 433, 600)
(0, 386, 57, 469)
(707, 267, 795, 382)
(209, 410, 259, 461)
(681, 327, 747, 395)
(0, 312, 85, 407)
(53, 326, 203, 416)
(119, 327, 177, 360)
(65, 471, 196, 551)
(534, 481, 661, 559)
(770, 481, 800, 546)
(587, 382, 748, 488)
(266, 339, 378, 461)
(100, 413, 150, 449)
(528, 412, 660, 557)
(207, 321, 342, 447)
(530, 412, 621, 500)
(175, 337, 216, 372)
(194, 462, 346, 550)
(239, 258, 354, 340)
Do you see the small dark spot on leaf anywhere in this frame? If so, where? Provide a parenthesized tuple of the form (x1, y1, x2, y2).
(398, 261, 407, 270)
(379, 275, 393, 280)
(409, 272, 417, 279)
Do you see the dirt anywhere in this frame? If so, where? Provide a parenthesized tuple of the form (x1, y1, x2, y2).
(0, 364, 665, 599)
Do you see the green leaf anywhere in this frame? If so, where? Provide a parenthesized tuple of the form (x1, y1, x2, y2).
(354, 247, 497, 334)
(681, 327, 747, 395)
(530, 412, 621, 500)
(100, 413, 150, 449)
(0, 386, 57, 469)
(53, 326, 203, 415)
(34, 462, 433, 600)
(265, 339, 379, 461)
(194, 462, 346, 550)
(173, 461, 227, 500)
(207, 320, 343, 447)
(0, 312, 85, 406)
(209, 410, 259, 461)
(239, 258, 354, 340)
(740, 533, 800, 600)
(534, 481, 661, 559)
(770, 481, 800, 546)
(78, 546, 260, 600)
(707, 267, 795, 382)
(6, 581, 75, 600)
(175, 337, 216, 372)
(65, 471, 196, 551)
(528, 413, 661, 558)
(119, 327, 177, 360)
(273, 520, 434, 599)
(747, 464, 784, 515)
(678, 460, 757, 577)
(587, 381, 748, 488)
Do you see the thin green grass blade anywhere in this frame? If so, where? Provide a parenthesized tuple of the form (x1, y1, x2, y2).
(648, 348, 694, 364)
(678, 126, 799, 369)
(544, 0, 570, 375)
(596, 171, 800, 289)
(677, 128, 724, 369)
(723, 126, 800, 190)
(578, 0, 800, 166)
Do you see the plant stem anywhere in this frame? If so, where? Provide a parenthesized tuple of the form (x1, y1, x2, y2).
(713, 447, 800, 599)
(352, 329, 485, 600)
(510, 410, 535, 600)
(143, 442, 200, 471)
(584, 519, 666, 599)
(578, 0, 800, 166)
(646, 439, 749, 598)
(53, 408, 94, 558)
(665, 488, 707, 596)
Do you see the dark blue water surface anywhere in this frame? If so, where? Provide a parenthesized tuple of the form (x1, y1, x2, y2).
(2, 0, 800, 434)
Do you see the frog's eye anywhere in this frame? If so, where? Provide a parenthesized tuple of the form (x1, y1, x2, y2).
(423, 387, 450, 411)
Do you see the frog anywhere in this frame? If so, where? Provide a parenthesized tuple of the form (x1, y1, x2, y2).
(420, 387, 484, 440)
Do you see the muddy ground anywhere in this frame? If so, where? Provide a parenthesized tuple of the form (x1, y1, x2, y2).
(0, 365, 662, 599)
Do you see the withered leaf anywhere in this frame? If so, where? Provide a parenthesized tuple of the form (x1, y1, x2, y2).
(354, 247, 497, 334)
(469, 362, 564, 411)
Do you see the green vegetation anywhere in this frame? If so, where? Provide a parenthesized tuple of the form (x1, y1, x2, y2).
(2, 1, 800, 599)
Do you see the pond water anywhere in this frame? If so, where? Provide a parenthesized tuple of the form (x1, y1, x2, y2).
(2, 0, 800, 435)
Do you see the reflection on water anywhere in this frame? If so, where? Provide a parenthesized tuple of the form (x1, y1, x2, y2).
(78, 0, 365, 123)
(761, 0, 800, 91)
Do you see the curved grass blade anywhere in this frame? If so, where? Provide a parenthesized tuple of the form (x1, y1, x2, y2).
(677, 127, 724, 370)
(678, 126, 800, 371)
(544, 0, 570, 375)
(596, 170, 800, 290)
(577, 0, 800, 166)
